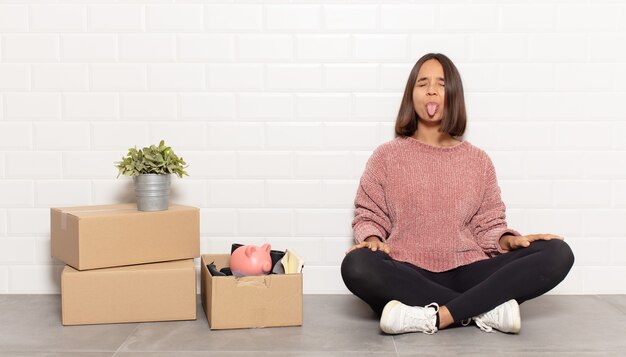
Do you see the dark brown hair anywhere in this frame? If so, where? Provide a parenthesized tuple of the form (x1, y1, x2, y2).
(395, 53, 467, 138)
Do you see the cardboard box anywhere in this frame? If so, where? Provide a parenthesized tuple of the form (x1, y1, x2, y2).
(51, 203, 199, 270)
(62, 259, 197, 326)
(201, 254, 303, 330)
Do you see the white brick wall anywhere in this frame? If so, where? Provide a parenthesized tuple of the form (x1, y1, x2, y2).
(0, 0, 624, 295)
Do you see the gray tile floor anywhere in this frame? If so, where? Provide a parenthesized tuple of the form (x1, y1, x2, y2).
(0, 295, 625, 356)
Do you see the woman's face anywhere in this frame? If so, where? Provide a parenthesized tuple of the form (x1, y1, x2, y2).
(412, 59, 445, 123)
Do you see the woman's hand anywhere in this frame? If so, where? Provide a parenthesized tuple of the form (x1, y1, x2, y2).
(346, 236, 391, 254)
(499, 233, 564, 251)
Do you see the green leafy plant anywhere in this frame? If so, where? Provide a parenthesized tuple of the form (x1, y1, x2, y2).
(115, 140, 189, 178)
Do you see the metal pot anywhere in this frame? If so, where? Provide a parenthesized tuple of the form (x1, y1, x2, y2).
(133, 174, 171, 211)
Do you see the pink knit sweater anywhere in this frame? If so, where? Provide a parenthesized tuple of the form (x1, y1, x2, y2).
(352, 136, 521, 272)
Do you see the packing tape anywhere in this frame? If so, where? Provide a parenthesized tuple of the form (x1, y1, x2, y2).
(235, 276, 271, 288)
(60, 207, 136, 230)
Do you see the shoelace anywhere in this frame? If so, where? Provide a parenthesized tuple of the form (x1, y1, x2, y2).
(474, 308, 497, 332)
(405, 302, 439, 334)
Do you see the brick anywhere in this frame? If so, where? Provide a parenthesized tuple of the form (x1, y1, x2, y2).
(149, 122, 206, 149)
(294, 152, 353, 179)
(6, 152, 62, 179)
(455, 63, 499, 91)
(525, 93, 587, 120)
(304, 266, 349, 294)
(34, 122, 90, 150)
(324, 124, 378, 150)
(266, 180, 321, 207)
(208, 64, 263, 90)
(321, 180, 358, 208)
(121, 94, 177, 120)
(589, 33, 626, 61)
(294, 209, 352, 236)
(0, 209, 5, 235)
(353, 94, 402, 120)
(555, 180, 611, 208)
(206, 5, 262, 30)
(9, 265, 63, 293)
(63, 151, 119, 179)
(464, 93, 524, 120)
(238, 35, 293, 60)
(147, 5, 203, 31)
(63, 93, 118, 120)
(0, 123, 32, 150)
(92, 122, 149, 150)
(2, 35, 59, 62)
(354, 35, 408, 60)
(35, 181, 91, 207)
(238, 152, 292, 178)
(0, 238, 34, 264)
(295, 94, 350, 120)
(268, 237, 325, 265)
(324, 5, 377, 31)
(267, 64, 323, 90)
(149, 64, 205, 90)
(499, 180, 553, 208)
(471, 34, 526, 62)
(238, 209, 292, 236)
(525, 209, 582, 239)
(0, 181, 33, 207)
(7, 209, 49, 236)
(582, 267, 626, 293)
(178, 34, 234, 60)
(178, 152, 236, 178)
(5, 93, 60, 120)
(610, 238, 626, 265)
(555, 122, 612, 150)
(209, 181, 264, 207)
(0, 5, 28, 31)
(524, 152, 582, 179)
(200, 209, 236, 236)
(208, 123, 264, 149)
(325, 237, 355, 265)
(62, 34, 117, 61)
(170, 179, 207, 208)
(33, 64, 88, 90)
(558, 4, 617, 31)
(296, 35, 350, 60)
(119, 34, 176, 61)
(180, 94, 234, 120)
(30, 5, 85, 31)
(0, 65, 29, 90)
(380, 63, 414, 92)
(529, 34, 587, 61)
(91, 64, 147, 90)
(439, 5, 497, 31)
(237, 94, 293, 120)
(500, 5, 556, 31)
(556, 63, 613, 91)
(582, 209, 626, 237)
(582, 152, 626, 179)
(411, 35, 470, 62)
(499, 64, 554, 91)
(91, 179, 134, 205)
(565, 238, 609, 266)
(266, 5, 321, 31)
(324, 64, 377, 90)
(266, 123, 323, 150)
(88, 5, 144, 31)
(580, 93, 625, 119)
(613, 122, 626, 150)
(381, 5, 436, 30)
(471, 122, 553, 151)
(34, 237, 56, 265)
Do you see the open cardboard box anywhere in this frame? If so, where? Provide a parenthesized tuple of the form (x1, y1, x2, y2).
(62, 259, 197, 326)
(51, 203, 199, 270)
(201, 254, 303, 330)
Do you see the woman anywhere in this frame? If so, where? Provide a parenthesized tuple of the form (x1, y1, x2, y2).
(341, 53, 574, 335)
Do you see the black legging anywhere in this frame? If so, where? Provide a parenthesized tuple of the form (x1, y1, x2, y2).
(341, 239, 574, 322)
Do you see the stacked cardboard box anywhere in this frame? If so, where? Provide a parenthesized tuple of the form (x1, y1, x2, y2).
(51, 203, 200, 326)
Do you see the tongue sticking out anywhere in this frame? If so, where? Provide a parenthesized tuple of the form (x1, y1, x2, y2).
(426, 103, 438, 117)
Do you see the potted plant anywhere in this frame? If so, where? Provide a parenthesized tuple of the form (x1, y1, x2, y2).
(114, 140, 188, 211)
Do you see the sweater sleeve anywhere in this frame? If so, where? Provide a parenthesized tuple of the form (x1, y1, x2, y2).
(352, 148, 392, 244)
(469, 154, 521, 256)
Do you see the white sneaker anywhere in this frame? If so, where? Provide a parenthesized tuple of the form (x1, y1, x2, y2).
(380, 300, 439, 335)
(474, 299, 521, 334)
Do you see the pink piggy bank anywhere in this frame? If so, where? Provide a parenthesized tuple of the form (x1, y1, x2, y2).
(230, 243, 272, 277)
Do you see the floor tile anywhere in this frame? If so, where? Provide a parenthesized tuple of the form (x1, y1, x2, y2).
(0, 295, 137, 352)
(596, 294, 626, 315)
(118, 295, 396, 353)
